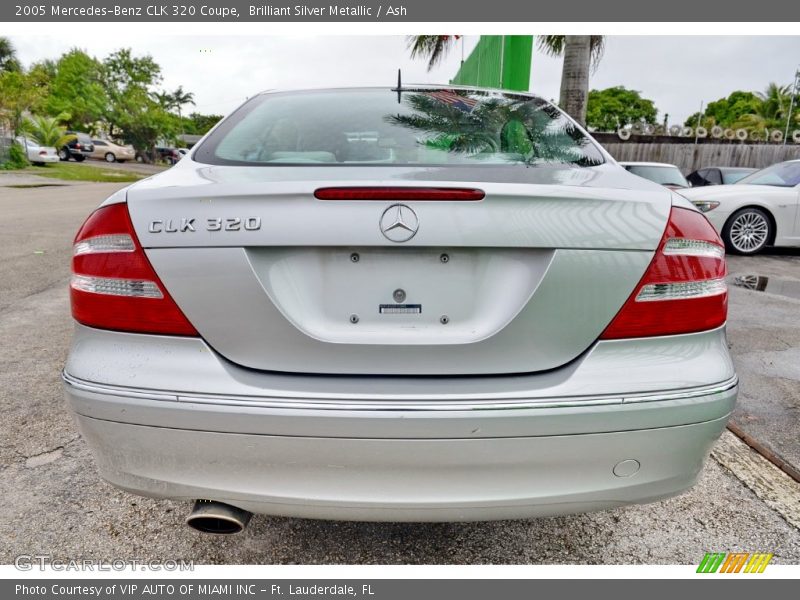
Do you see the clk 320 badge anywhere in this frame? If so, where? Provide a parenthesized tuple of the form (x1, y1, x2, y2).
(148, 217, 262, 233)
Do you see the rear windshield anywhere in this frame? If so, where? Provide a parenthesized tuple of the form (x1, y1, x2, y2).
(736, 162, 800, 187)
(193, 89, 605, 167)
(721, 169, 754, 184)
(624, 165, 688, 188)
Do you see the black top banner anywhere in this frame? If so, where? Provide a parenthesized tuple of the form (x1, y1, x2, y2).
(4, 0, 800, 21)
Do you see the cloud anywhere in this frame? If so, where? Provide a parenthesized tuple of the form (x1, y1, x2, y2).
(9, 35, 800, 124)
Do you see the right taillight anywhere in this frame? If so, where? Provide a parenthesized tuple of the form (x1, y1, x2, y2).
(600, 206, 727, 339)
(70, 203, 198, 336)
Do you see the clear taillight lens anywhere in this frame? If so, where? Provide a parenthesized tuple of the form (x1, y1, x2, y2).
(600, 207, 727, 339)
(70, 203, 198, 336)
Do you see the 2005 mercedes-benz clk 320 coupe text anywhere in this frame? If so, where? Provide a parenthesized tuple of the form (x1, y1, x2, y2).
(63, 87, 737, 532)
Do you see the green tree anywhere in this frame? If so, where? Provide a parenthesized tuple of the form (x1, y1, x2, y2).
(0, 70, 45, 135)
(685, 84, 798, 135)
(46, 49, 107, 130)
(101, 49, 174, 158)
(586, 86, 658, 131)
(0, 37, 20, 73)
(698, 91, 761, 128)
(182, 112, 222, 135)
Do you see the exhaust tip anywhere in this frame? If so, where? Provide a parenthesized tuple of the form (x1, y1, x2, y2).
(186, 500, 252, 535)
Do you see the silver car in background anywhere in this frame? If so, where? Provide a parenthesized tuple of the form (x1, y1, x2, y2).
(64, 87, 736, 532)
(619, 161, 690, 190)
(16, 136, 59, 165)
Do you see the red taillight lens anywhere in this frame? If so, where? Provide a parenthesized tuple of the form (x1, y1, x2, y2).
(38, 150, 47, 156)
(70, 203, 198, 336)
(600, 207, 727, 339)
(314, 187, 485, 201)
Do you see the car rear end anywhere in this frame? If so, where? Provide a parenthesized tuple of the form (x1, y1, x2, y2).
(118, 144, 136, 161)
(622, 162, 690, 190)
(20, 138, 59, 164)
(65, 132, 95, 160)
(36, 146, 60, 163)
(63, 88, 736, 524)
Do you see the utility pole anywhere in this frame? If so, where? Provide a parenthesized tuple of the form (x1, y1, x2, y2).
(784, 67, 800, 146)
(694, 101, 704, 146)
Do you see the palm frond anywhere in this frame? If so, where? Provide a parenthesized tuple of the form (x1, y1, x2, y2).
(406, 35, 459, 71)
(537, 35, 605, 71)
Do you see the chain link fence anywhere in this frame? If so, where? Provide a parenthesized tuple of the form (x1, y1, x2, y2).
(0, 125, 13, 164)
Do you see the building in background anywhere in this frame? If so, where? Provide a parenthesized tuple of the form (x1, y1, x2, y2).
(450, 35, 533, 92)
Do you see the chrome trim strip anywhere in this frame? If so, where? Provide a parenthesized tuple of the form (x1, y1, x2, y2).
(63, 371, 738, 412)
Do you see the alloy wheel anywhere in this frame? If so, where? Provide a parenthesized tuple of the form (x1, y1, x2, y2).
(729, 210, 769, 253)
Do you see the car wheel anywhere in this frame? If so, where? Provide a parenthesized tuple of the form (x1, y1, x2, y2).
(105, 153, 116, 163)
(58, 148, 69, 161)
(723, 207, 772, 255)
(74, 155, 86, 162)
(136, 155, 144, 163)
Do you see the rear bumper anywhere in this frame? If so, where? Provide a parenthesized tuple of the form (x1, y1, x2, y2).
(71, 410, 732, 522)
(63, 325, 737, 521)
(31, 154, 59, 163)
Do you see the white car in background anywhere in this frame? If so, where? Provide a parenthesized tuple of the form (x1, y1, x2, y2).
(619, 161, 690, 190)
(16, 136, 59, 165)
(681, 160, 800, 255)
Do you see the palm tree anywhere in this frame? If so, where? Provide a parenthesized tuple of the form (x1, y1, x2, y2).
(0, 37, 20, 73)
(406, 35, 604, 126)
(733, 82, 795, 135)
(537, 36, 604, 127)
(171, 86, 195, 135)
(154, 86, 195, 137)
(171, 86, 195, 111)
(407, 36, 462, 71)
(756, 82, 792, 122)
(20, 113, 71, 147)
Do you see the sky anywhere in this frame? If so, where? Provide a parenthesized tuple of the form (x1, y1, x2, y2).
(8, 35, 800, 125)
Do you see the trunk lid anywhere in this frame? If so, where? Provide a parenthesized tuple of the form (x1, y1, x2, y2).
(128, 163, 670, 375)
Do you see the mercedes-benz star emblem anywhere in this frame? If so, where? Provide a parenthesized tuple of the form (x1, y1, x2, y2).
(379, 204, 419, 242)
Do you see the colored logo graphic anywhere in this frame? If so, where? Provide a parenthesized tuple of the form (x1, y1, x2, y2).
(697, 552, 773, 573)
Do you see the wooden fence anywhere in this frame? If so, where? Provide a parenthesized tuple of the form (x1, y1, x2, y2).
(592, 133, 800, 173)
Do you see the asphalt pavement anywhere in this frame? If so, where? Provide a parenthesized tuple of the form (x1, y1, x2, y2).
(0, 182, 798, 565)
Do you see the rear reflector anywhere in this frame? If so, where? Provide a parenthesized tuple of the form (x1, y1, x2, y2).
(314, 187, 485, 201)
(70, 203, 198, 336)
(600, 207, 727, 339)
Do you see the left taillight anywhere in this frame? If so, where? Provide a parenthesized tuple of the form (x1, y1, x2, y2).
(70, 203, 198, 336)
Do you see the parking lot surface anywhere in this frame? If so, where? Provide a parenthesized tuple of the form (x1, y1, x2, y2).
(1, 183, 799, 564)
(726, 252, 800, 474)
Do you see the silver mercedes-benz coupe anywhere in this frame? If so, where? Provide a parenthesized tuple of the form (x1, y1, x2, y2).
(63, 87, 736, 532)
